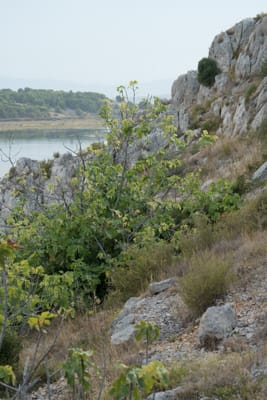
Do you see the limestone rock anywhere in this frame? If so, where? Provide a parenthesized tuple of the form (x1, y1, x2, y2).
(252, 161, 267, 181)
(149, 278, 176, 295)
(233, 97, 248, 134)
(110, 280, 183, 345)
(147, 388, 181, 399)
(171, 14, 267, 136)
(171, 71, 199, 108)
(199, 303, 237, 348)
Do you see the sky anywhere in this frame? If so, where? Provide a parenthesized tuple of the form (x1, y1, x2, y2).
(1, 0, 266, 97)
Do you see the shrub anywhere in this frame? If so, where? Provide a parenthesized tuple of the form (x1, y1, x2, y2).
(197, 58, 221, 87)
(260, 58, 267, 78)
(178, 251, 234, 315)
(0, 331, 22, 369)
(245, 84, 257, 104)
(105, 241, 177, 307)
(201, 116, 221, 132)
(40, 159, 53, 178)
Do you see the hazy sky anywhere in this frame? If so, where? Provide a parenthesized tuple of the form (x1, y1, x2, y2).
(1, 0, 266, 95)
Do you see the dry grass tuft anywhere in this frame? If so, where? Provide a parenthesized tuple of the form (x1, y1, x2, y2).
(169, 349, 267, 399)
(185, 135, 263, 183)
(19, 309, 144, 396)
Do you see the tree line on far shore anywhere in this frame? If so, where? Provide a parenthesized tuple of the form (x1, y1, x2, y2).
(0, 88, 106, 119)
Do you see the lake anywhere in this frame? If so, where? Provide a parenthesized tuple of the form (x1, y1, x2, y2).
(0, 129, 105, 177)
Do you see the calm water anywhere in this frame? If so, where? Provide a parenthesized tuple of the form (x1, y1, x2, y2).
(0, 129, 105, 177)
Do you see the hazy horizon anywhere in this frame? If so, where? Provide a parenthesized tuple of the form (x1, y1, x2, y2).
(1, 0, 266, 98)
(0, 76, 173, 98)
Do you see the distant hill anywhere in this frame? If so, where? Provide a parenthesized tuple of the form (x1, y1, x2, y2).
(0, 76, 173, 99)
(0, 87, 106, 120)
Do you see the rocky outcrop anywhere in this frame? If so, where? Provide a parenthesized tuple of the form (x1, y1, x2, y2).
(148, 278, 176, 295)
(252, 161, 267, 181)
(171, 15, 267, 136)
(0, 153, 81, 227)
(110, 278, 182, 345)
(198, 303, 237, 348)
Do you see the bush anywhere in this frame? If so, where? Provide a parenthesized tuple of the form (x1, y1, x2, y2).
(0, 331, 22, 369)
(179, 251, 234, 315)
(106, 241, 177, 307)
(201, 116, 221, 132)
(197, 58, 221, 87)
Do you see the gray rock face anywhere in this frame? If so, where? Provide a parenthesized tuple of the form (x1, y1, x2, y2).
(0, 153, 80, 227)
(110, 279, 182, 345)
(171, 15, 267, 135)
(171, 71, 199, 108)
(148, 278, 176, 295)
(199, 303, 237, 348)
(233, 97, 248, 134)
(252, 161, 267, 181)
(209, 18, 256, 73)
(171, 71, 199, 132)
(147, 388, 180, 400)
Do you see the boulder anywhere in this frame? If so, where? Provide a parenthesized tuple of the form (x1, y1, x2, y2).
(149, 278, 176, 295)
(110, 280, 182, 345)
(252, 161, 267, 181)
(147, 388, 181, 399)
(199, 303, 237, 348)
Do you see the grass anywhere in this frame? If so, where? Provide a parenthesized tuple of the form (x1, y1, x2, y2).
(178, 250, 234, 316)
(168, 348, 267, 399)
(17, 224, 267, 398)
(105, 241, 178, 308)
(185, 135, 264, 183)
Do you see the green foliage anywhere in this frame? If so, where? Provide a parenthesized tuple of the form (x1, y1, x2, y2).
(179, 175, 240, 223)
(109, 361, 169, 400)
(260, 58, 267, 78)
(63, 348, 98, 398)
(245, 83, 258, 104)
(53, 151, 60, 158)
(189, 100, 214, 130)
(13, 82, 183, 307)
(0, 331, 21, 368)
(208, 377, 265, 400)
(198, 130, 218, 148)
(40, 159, 53, 178)
(135, 320, 160, 344)
(8, 82, 241, 317)
(179, 251, 234, 315)
(106, 241, 177, 306)
(0, 88, 106, 119)
(135, 320, 160, 364)
(201, 116, 221, 132)
(0, 365, 16, 386)
(27, 311, 55, 333)
(197, 58, 221, 87)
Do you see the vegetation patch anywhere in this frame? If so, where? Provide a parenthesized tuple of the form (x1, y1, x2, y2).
(0, 88, 106, 120)
(197, 57, 221, 87)
(245, 83, 258, 104)
(178, 250, 234, 315)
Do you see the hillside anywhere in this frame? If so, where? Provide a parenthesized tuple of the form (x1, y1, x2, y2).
(0, 87, 106, 121)
(0, 14, 266, 400)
